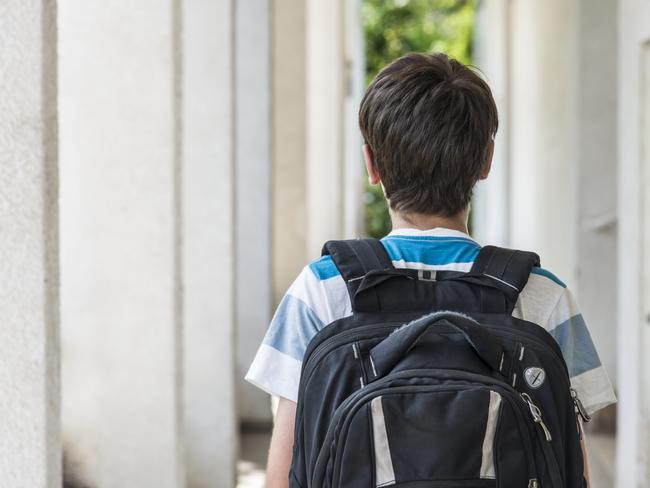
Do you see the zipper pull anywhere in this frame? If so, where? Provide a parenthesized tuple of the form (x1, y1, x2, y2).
(528, 478, 539, 488)
(521, 393, 553, 442)
(571, 387, 592, 423)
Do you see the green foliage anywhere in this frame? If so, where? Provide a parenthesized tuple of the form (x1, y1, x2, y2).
(362, 0, 476, 238)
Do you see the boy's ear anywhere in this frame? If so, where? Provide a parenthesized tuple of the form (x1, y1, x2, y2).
(479, 141, 495, 180)
(363, 144, 381, 185)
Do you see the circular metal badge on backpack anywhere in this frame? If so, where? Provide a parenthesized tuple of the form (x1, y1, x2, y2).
(524, 367, 546, 389)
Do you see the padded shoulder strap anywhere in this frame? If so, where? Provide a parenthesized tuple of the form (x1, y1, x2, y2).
(470, 245, 540, 291)
(321, 238, 394, 302)
(469, 245, 541, 313)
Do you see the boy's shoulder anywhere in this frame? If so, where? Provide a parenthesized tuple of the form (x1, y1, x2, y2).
(529, 266, 566, 288)
(516, 263, 576, 331)
(522, 265, 568, 306)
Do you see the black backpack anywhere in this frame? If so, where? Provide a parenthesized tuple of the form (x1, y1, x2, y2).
(289, 238, 591, 488)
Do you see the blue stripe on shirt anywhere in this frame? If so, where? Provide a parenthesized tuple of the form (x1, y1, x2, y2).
(547, 313, 601, 377)
(380, 237, 480, 265)
(309, 238, 482, 281)
(262, 294, 324, 361)
(309, 255, 340, 280)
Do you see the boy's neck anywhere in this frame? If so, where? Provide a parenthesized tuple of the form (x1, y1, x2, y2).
(389, 208, 470, 235)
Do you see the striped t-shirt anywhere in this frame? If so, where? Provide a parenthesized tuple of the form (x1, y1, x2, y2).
(245, 227, 616, 415)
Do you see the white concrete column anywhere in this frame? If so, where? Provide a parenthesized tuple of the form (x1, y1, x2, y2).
(59, 1, 184, 486)
(0, 1, 60, 486)
(181, 0, 237, 486)
(272, 0, 308, 302)
(574, 0, 618, 394)
(508, 0, 580, 288)
(306, 0, 366, 257)
(342, 0, 365, 239)
(306, 0, 345, 257)
(235, 0, 273, 424)
(475, 0, 581, 283)
(473, 0, 511, 247)
(616, 1, 650, 485)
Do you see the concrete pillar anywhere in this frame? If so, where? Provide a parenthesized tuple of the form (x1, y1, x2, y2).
(0, 1, 60, 486)
(616, 1, 650, 485)
(235, 0, 273, 424)
(342, 0, 365, 239)
(307, 0, 344, 254)
(59, 1, 184, 486)
(508, 0, 580, 288)
(306, 0, 345, 257)
(473, 0, 511, 247)
(306, 0, 366, 258)
(475, 0, 581, 285)
(574, 0, 618, 394)
(181, 0, 237, 486)
(272, 0, 308, 302)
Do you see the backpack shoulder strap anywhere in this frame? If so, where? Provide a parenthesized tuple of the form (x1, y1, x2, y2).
(469, 245, 541, 313)
(321, 238, 394, 303)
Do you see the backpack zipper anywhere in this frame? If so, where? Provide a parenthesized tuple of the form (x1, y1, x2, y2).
(570, 387, 591, 423)
(294, 323, 401, 444)
(520, 393, 552, 442)
(520, 392, 564, 488)
(298, 323, 401, 394)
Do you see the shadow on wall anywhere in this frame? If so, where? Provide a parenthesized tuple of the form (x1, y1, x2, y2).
(63, 446, 95, 488)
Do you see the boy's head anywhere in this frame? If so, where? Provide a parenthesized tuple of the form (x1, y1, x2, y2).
(359, 52, 498, 218)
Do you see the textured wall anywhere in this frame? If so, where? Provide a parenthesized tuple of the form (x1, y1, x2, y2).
(0, 1, 60, 486)
(0, 0, 61, 488)
(59, 1, 184, 486)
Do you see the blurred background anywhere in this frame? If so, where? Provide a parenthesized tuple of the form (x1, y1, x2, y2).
(1, 0, 648, 486)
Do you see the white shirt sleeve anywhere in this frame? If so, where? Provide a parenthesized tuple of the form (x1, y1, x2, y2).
(544, 287, 617, 415)
(245, 260, 350, 401)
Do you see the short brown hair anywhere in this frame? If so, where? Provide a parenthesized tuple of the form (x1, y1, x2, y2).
(359, 52, 498, 216)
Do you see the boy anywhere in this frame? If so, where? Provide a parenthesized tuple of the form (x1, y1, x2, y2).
(245, 52, 616, 487)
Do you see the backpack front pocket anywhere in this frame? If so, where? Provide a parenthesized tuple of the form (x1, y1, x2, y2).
(369, 389, 514, 485)
(390, 481, 496, 488)
(315, 382, 536, 488)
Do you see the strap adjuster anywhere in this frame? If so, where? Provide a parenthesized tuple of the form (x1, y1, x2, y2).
(417, 269, 437, 281)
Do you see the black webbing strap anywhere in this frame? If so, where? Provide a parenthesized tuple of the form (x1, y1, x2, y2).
(469, 245, 541, 313)
(321, 238, 394, 308)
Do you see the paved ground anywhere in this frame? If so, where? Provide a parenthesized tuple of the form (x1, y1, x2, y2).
(237, 429, 615, 488)
(238, 430, 270, 488)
